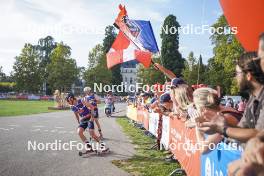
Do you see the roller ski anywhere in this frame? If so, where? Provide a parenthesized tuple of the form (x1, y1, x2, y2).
(78, 140, 110, 156)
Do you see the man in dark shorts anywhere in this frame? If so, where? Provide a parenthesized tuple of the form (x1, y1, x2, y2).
(83, 87, 103, 138)
(66, 93, 103, 151)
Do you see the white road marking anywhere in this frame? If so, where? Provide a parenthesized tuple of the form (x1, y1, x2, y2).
(50, 129, 58, 133)
(58, 131, 67, 134)
(31, 129, 41, 132)
(32, 125, 45, 128)
(10, 128, 14, 130)
(44, 130, 49, 132)
(0, 128, 9, 131)
(8, 125, 19, 127)
(55, 126, 64, 129)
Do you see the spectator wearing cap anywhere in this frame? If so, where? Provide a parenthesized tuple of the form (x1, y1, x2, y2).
(170, 78, 189, 118)
(191, 87, 241, 153)
(170, 81, 193, 121)
(149, 84, 164, 112)
(159, 93, 173, 116)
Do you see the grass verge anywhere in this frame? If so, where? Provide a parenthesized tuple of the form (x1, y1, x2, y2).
(0, 100, 60, 117)
(113, 117, 180, 176)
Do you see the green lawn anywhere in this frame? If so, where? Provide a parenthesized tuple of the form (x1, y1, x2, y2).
(0, 100, 60, 117)
(114, 118, 180, 176)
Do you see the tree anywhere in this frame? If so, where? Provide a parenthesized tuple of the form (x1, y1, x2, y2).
(183, 52, 207, 85)
(13, 43, 43, 93)
(47, 42, 78, 92)
(102, 25, 122, 86)
(209, 15, 244, 95)
(160, 15, 185, 76)
(0, 66, 6, 82)
(137, 57, 165, 85)
(37, 36, 57, 67)
(84, 44, 112, 91)
(36, 36, 57, 95)
(87, 44, 103, 69)
(84, 25, 122, 93)
(197, 54, 207, 84)
(103, 26, 116, 53)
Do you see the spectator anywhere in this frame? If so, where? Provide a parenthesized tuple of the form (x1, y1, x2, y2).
(198, 52, 264, 143)
(169, 78, 187, 114)
(228, 131, 264, 175)
(159, 93, 173, 116)
(226, 98, 234, 108)
(237, 97, 247, 114)
(170, 83, 193, 121)
(191, 87, 241, 153)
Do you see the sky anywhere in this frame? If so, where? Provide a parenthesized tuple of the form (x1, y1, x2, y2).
(0, 0, 223, 75)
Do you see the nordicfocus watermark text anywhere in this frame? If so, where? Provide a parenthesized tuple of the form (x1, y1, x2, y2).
(27, 140, 106, 151)
(94, 82, 170, 93)
(169, 141, 242, 152)
(25, 24, 237, 36)
(162, 24, 238, 35)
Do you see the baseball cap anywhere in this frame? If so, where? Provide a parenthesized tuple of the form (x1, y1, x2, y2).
(170, 78, 186, 88)
(160, 93, 171, 104)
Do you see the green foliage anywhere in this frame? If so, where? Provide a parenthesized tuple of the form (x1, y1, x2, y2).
(36, 36, 57, 95)
(84, 25, 122, 91)
(182, 52, 207, 86)
(103, 25, 122, 85)
(137, 57, 165, 85)
(37, 36, 57, 67)
(208, 15, 244, 94)
(47, 42, 78, 92)
(0, 66, 6, 81)
(13, 43, 43, 93)
(0, 82, 16, 92)
(84, 54, 113, 90)
(160, 15, 185, 76)
(84, 44, 112, 90)
(87, 44, 104, 69)
(103, 26, 117, 53)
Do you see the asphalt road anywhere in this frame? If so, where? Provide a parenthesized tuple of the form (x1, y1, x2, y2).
(0, 103, 135, 176)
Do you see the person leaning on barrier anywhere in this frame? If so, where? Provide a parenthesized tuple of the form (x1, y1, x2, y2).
(198, 52, 264, 143)
(169, 78, 189, 117)
(149, 86, 164, 113)
(159, 93, 173, 116)
(190, 87, 242, 154)
(169, 81, 193, 121)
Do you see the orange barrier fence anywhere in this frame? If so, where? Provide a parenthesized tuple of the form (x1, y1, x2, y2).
(126, 105, 242, 176)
